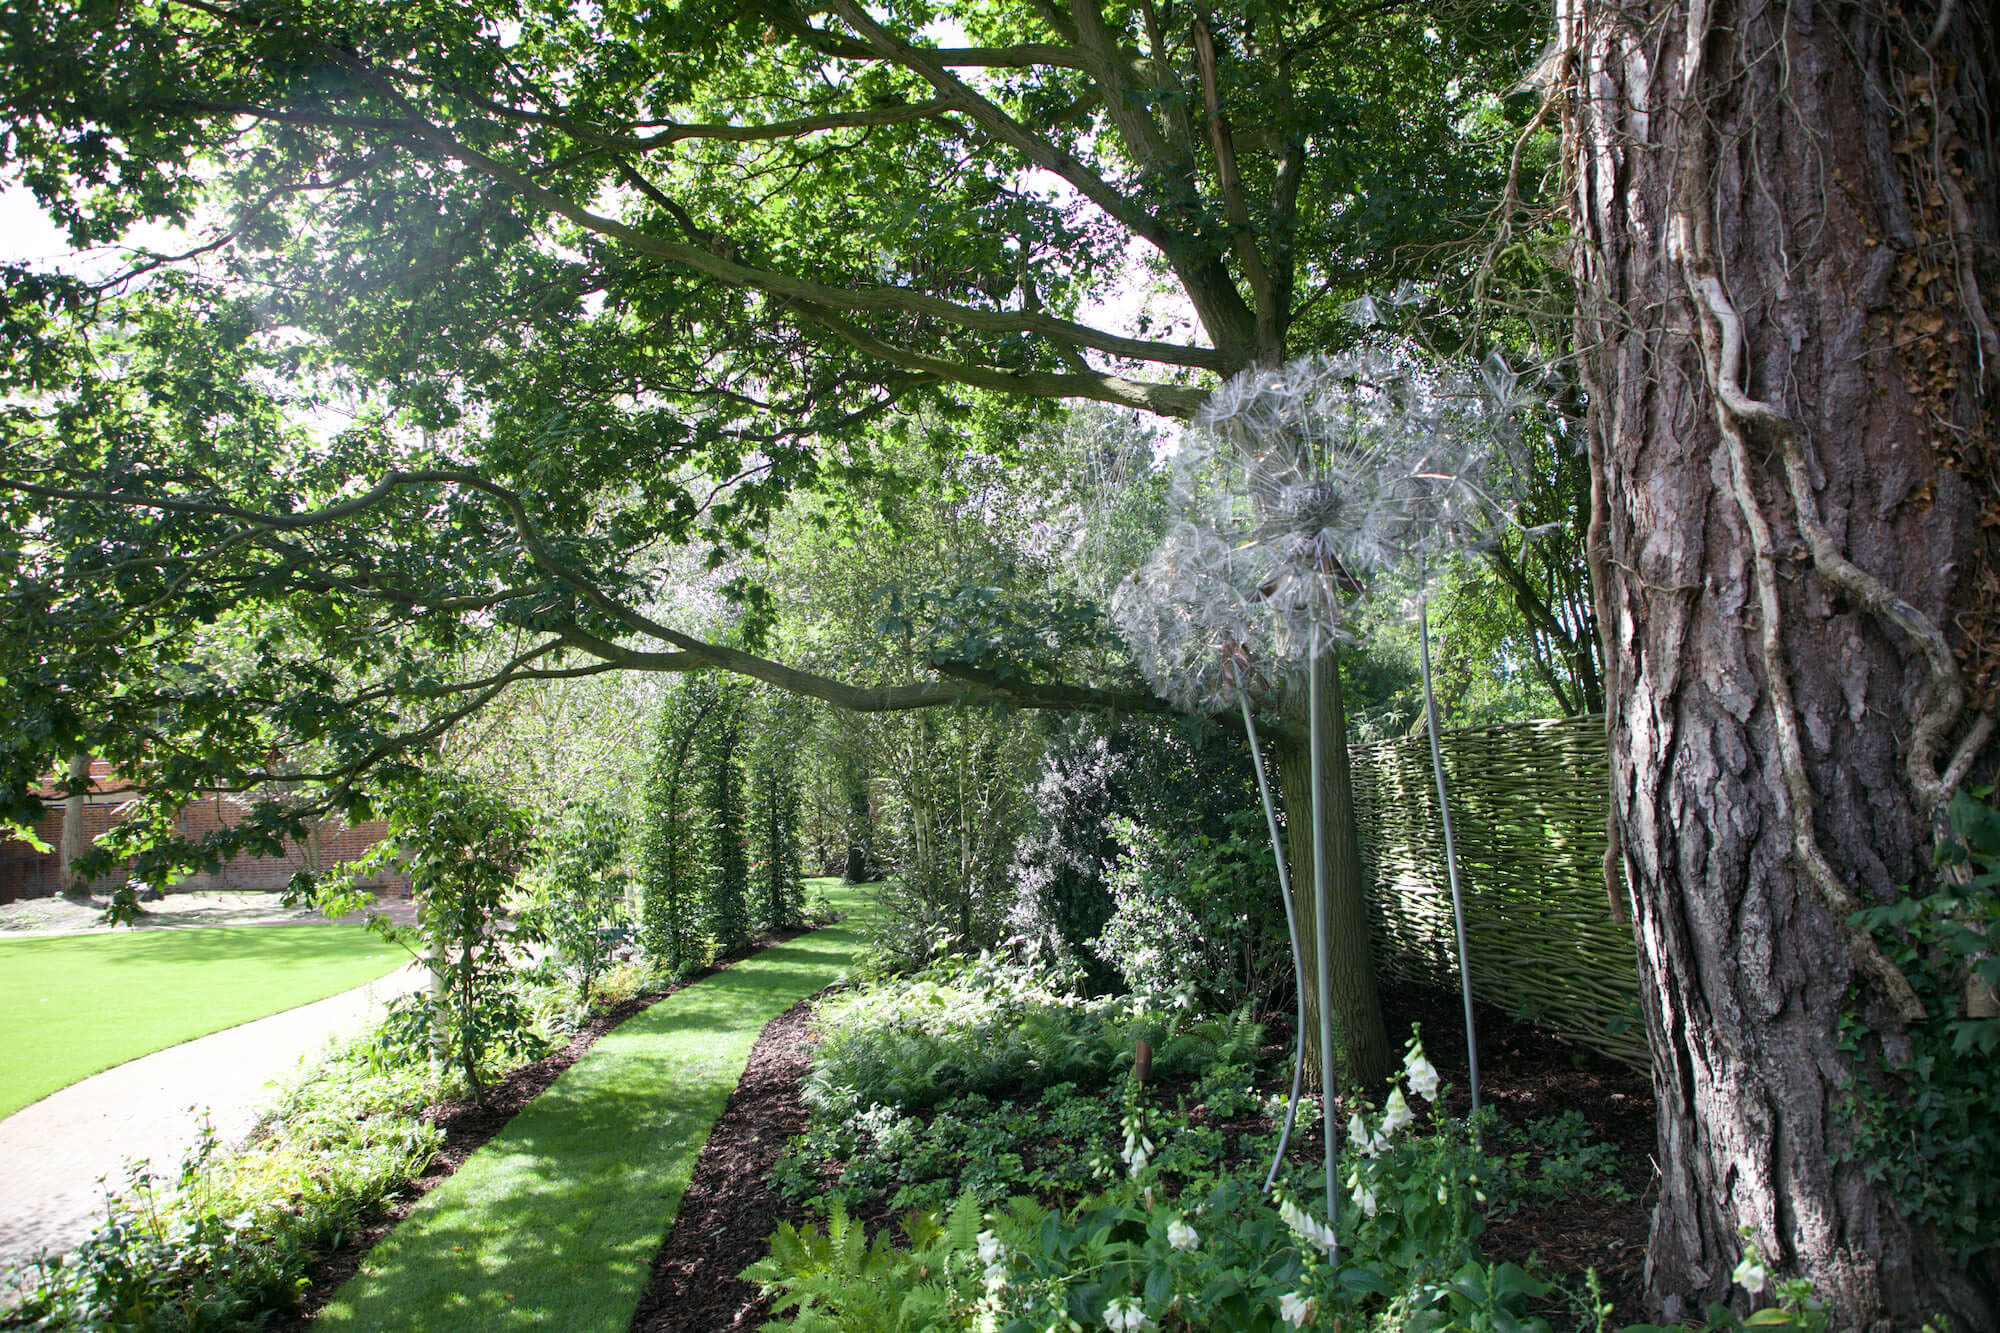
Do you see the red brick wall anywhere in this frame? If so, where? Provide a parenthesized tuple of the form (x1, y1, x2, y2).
(0, 799, 410, 904)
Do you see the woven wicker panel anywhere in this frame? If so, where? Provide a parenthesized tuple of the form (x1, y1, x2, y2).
(1348, 713, 1648, 1069)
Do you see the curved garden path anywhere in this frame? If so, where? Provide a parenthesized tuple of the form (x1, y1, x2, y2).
(0, 961, 426, 1274)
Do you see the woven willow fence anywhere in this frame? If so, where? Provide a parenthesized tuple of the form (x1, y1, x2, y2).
(1347, 713, 1649, 1069)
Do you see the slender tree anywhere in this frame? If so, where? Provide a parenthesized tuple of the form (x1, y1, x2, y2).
(636, 679, 718, 975)
(756, 759, 806, 931)
(702, 695, 751, 955)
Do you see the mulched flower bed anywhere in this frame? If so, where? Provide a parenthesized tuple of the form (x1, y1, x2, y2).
(1382, 983, 1656, 1327)
(626, 979, 1659, 1332)
(277, 926, 820, 1329)
(629, 998, 819, 1333)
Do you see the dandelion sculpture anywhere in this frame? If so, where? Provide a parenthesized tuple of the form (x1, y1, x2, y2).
(1113, 345, 1523, 1261)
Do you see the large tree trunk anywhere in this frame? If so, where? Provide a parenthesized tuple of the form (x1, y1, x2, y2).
(1273, 653, 1393, 1086)
(1560, 0, 1998, 1325)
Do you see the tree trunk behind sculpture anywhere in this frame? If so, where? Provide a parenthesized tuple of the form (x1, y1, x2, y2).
(1275, 653, 1392, 1086)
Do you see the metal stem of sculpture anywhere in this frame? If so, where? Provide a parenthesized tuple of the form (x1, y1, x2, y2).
(1417, 596, 1481, 1117)
(1309, 623, 1339, 1260)
(1238, 685, 1308, 1195)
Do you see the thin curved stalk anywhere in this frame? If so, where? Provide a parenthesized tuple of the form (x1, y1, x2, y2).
(1238, 685, 1307, 1194)
(1309, 625, 1339, 1262)
(1418, 597, 1481, 1117)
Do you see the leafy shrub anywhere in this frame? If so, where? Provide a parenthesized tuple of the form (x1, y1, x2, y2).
(1092, 808, 1291, 1019)
(774, 953, 1267, 1217)
(775, 1081, 1122, 1216)
(5, 1045, 442, 1331)
(1008, 720, 1132, 988)
(522, 798, 632, 1006)
(1009, 718, 1268, 997)
(358, 771, 541, 1093)
(800, 952, 1225, 1121)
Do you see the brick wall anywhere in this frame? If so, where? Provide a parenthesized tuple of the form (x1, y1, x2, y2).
(0, 796, 410, 904)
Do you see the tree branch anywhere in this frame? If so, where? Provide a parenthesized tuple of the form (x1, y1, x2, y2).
(788, 302, 1206, 417)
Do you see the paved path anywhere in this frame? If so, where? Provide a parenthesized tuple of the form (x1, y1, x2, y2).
(0, 962, 427, 1273)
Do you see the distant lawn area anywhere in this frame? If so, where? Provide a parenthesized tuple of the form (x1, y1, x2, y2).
(0, 924, 410, 1119)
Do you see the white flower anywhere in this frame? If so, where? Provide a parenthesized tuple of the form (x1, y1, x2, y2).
(977, 1228, 1009, 1289)
(1732, 1250, 1769, 1296)
(1278, 1291, 1317, 1327)
(1351, 1180, 1379, 1217)
(1121, 1130, 1155, 1175)
(1403, 1048, 1440, 1102)
(1278, 1197, 1339, 1252)
(1379, 1086, 1415, 1137)
(1349, 1110, 1390, 1157)
(1167, 1217, 1200, 1252)
(1102, 1296, 1152, 1332)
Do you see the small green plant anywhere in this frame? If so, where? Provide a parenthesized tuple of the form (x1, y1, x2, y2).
(1839, 788, 2000, 1265)
(1492, 1110, 1630, 1205)
(743, 1195, 991, 1331)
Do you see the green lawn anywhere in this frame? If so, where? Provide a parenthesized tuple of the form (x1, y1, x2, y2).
(0, 923, 409, 1119)
(316, 884, 879, 1333)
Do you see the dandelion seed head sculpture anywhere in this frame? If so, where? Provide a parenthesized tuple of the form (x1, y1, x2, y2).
(1110, 521, 1289, 713)
(1117, 345, 1528, 713)
(1113, 342, 1530, 1235)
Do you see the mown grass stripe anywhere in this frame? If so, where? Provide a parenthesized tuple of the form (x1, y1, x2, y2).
(316, 886, 877, 1332)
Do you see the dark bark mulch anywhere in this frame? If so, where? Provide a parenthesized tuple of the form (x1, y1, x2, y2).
(1380, 981, 1656, 1327)
(628, 998, 820, 1333)
(277, 926, 819, 1329)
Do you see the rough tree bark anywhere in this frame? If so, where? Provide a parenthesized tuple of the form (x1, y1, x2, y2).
(1560, 0, 1998, 1325)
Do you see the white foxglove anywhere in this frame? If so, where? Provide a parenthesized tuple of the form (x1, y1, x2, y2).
(1380, 1086, 1415, 1137)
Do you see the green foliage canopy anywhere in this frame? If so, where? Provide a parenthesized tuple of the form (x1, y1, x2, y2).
(0, 0, 1544, 869)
